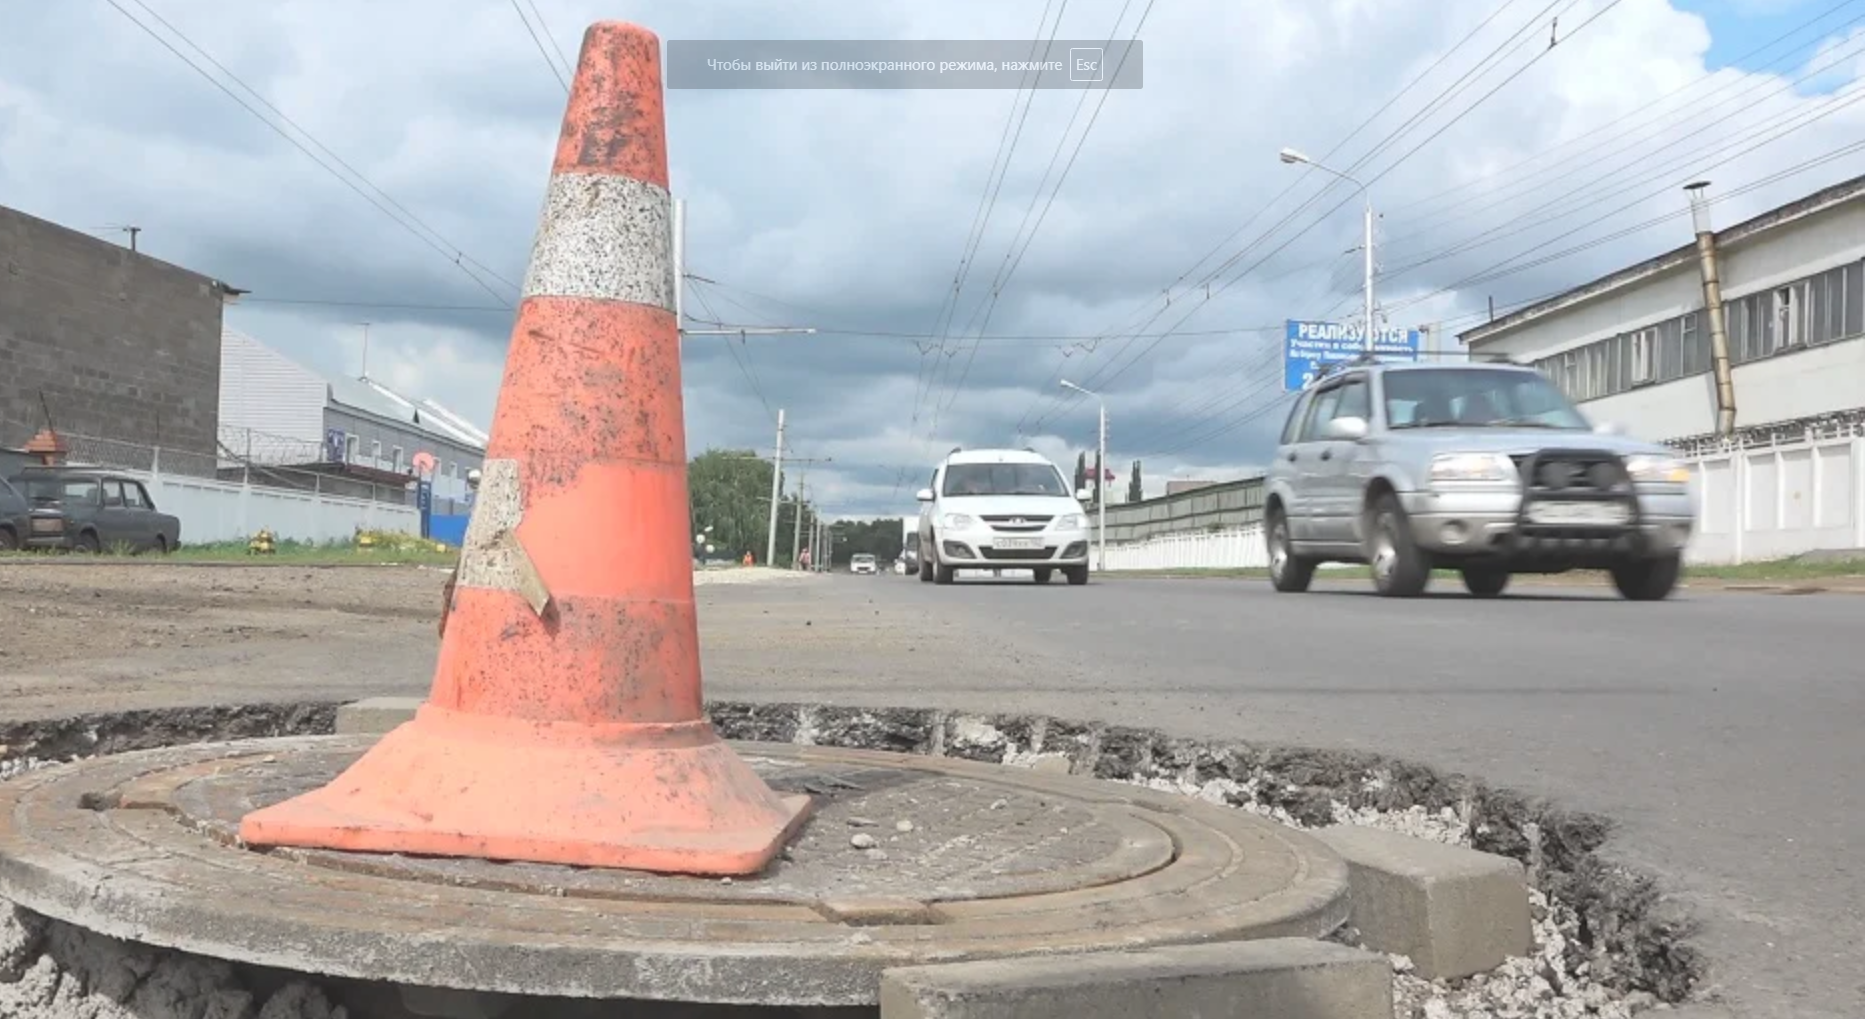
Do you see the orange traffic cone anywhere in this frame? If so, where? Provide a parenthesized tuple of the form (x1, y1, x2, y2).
(238, 21, 812, 875)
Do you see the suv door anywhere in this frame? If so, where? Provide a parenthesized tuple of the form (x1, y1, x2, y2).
(1283, 383, 1344, 541)
(1310, 374, 1372, 544)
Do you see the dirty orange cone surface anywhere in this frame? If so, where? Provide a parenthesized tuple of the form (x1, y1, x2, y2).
(238, 22, 812, 875)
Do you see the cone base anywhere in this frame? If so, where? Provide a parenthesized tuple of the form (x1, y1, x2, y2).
(237, 706, 814, 877)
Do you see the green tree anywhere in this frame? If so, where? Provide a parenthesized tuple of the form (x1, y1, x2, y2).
(825, 517, 907, 565)
(1128, 460, 1143, 503)
(687, 448, 796, 565)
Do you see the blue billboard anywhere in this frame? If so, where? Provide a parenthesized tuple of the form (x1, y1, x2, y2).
(1284, 320, 1423, 391)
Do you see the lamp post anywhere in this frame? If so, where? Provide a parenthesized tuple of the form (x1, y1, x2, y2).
(1059, 379, 1106, 573)
(1279, 147, 1376, 353)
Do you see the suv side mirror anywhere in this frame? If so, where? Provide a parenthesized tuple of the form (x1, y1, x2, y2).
(915, 488, 934, 502)
(1075, 488, 1092, 502)
(1325, 416, 1369, 440)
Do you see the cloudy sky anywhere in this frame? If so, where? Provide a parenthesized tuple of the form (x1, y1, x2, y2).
(5, 0, 1864, 516)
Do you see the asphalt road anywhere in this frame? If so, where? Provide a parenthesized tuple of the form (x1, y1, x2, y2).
(2, 565, 1856, 1018)
(696, 572, 1863, 1019)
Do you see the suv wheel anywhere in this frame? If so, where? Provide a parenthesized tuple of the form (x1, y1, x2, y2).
(1034, 568, 1053, 584)
(0, 526, 17, 552)
(1368, 493, 1429, 598)
(75, 530, 102, 554)
(1610, 554, 1681, 601)
(1064, 565, 1089, 586)
(1266, 509, 1315, 593)
(1461, 567, 1509, 598)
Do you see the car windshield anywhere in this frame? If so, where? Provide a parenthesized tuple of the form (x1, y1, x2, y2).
(852, 554, 874, 563)
(1382, 368, 1590, 430)
(941, 462, 1068, 497)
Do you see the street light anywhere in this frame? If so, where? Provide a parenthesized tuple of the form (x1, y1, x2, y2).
(1059, 379, 1107, 573)
(1279, 146, 1377, 353)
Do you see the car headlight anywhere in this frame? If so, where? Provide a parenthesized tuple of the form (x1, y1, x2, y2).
(1054, 513, 1084, 529)
(1429, 452, 1518, 484)
(941, 513, 975, 529)
(1624, 454, 1690, 484)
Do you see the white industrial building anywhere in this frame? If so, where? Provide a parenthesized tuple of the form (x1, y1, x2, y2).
(218, 328, 487, 513)
(1459, 174, 1865, 561)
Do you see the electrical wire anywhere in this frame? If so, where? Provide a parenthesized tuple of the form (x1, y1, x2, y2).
(511, 0, 571, 92)
(102, 0, 519, 306)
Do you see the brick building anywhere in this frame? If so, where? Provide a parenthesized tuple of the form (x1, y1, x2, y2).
(0, 204, 241, 456)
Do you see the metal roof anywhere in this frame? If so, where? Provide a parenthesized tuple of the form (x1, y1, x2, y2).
(325, 375, 487, 451)
(1459, 172, 1865, 347)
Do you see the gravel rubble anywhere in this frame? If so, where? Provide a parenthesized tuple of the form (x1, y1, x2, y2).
(691, 567, 817, 587)
(1, 701, 1703, 1018)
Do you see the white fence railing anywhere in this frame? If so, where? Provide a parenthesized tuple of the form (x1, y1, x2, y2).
(1097, 434, 1865, 571)
(1100, 526, 1269, 572)
(1684, 434, 1863, 565)
(137, 470, 421, 546)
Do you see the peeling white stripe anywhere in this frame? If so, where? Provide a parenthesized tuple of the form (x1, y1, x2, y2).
(455, 458, 551, 614)
(521, 173, 676, 310)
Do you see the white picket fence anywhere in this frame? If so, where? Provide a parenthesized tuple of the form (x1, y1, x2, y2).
(138, 471, 421, 546)
(1098, 434, 1865, 571)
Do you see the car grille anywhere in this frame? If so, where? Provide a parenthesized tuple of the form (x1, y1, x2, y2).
(981, 513, 1052, 533)
(1509, 452, 1630, 492)
(30, 518, 63, 534)
(979, 547, 1054, 561)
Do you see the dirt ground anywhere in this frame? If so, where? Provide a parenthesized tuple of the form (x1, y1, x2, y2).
(0, 563, 449, 721)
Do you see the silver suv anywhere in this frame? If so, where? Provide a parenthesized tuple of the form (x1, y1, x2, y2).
(1264, 358, 1696, 600)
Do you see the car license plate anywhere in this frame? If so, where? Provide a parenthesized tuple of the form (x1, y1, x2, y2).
(993, 537, 1042, 550)
(1526, 501, 1628, 526)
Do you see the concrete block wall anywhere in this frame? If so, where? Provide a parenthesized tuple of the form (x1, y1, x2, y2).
(0, 206, 227, 456)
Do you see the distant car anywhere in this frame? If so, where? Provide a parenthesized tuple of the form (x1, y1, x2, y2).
(916, 447, 1092, 585)
(9, 467, 181, 554)
(0, 478, 30, 552)
(850, 553, 878, 575)
(1263, 358, 1695, 600)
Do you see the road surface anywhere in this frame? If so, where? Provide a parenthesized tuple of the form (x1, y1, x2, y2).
(697, 573, 1862, 1019)
(1, 563, 1857, 1018)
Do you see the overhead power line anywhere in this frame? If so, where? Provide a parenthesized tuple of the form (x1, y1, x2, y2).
(103, 0, 520, 306)
(1019, 0, 1608, 435)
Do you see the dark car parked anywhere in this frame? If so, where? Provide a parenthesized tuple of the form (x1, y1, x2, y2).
(0, 477, 30, 552)
(8, 467, 181, 553)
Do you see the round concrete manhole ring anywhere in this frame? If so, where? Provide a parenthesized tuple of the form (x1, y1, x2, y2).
(0, 736, 1350, 1007)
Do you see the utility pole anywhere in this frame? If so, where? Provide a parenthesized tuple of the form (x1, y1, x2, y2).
(1362, 195, 1376, 353)
(1059, 379, 1108, 572)
(792, 478, 808, 570)
(1280, 147, 1376, 351)
(764, 409, 785, 566)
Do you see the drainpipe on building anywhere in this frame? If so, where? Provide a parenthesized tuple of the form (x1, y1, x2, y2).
(1686, 181, 1737, 438)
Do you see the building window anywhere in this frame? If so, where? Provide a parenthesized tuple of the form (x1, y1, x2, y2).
(391, 446, 404, 473)
(344, 435, 359, 463)
(1631, 328, 1655, 385)
(1845, 261, 1865, 339)
(370, 440, 383, 464)
(1774, 284, 1804, 350)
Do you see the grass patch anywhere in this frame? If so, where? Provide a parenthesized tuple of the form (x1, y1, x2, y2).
(0, 530, 459, 567)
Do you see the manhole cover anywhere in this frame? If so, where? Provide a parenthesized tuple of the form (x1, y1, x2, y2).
(0, 737, 1349, 1007)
